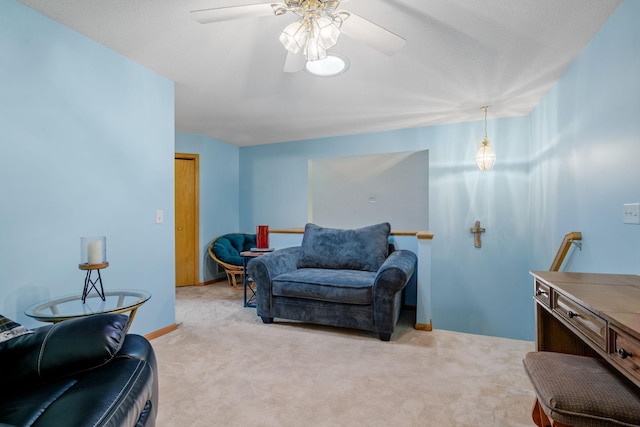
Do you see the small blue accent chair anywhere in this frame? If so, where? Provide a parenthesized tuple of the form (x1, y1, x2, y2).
(208, 233, 256, 288)
(247, 222, 417, 341)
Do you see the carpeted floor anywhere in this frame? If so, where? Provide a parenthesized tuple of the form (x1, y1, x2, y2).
(150, 284, 536, 427)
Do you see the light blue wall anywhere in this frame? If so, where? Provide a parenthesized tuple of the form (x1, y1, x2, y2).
(529, 0, 640, 275)
(0, 1, 176, 336)
(5, 0, 635, 342)
(238, 1, 640, 341)
(240, 117, 533, 340)
(175, 132, 240, 282)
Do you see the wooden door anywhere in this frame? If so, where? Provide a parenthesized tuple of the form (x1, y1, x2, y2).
(174, 153, 199, 287)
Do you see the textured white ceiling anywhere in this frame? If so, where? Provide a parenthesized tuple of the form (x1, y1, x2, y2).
(19, 0, 622, 146)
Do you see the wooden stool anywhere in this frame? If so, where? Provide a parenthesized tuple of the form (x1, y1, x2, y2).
(523, 352, 640, 427)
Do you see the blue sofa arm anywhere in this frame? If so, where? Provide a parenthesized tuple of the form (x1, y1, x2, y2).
(372, 249, 417, 336)
(248, 246, 301, 320)
(374, 249, 417, 293)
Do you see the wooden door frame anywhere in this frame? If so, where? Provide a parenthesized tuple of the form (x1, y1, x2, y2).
(175, 153, 200, 286)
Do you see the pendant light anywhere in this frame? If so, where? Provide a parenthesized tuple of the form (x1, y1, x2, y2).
(475, 106, 496, 171)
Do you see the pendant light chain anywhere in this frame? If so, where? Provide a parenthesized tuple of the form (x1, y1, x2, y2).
(484, 106, 488, 139)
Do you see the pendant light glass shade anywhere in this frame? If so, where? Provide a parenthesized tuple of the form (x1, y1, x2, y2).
(475, 137, 496, 171)
(476, 106, 496, 171)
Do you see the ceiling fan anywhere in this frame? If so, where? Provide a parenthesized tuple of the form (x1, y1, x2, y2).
(190, 0, 406, 73)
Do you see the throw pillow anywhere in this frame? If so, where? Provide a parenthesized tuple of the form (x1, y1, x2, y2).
(0, 314, 32, 343)
(297, 222, 391, 272)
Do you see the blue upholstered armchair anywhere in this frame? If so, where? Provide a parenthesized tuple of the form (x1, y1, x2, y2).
(247, 223, 417, 341)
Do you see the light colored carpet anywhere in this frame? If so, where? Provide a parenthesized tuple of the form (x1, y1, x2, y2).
(151, 284, 536, 427)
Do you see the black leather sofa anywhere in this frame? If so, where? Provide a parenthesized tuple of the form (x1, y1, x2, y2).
(0, 313, 158, 427)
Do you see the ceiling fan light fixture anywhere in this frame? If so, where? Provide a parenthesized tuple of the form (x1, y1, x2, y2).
(305, 53, 349, 77)
(276, 1, 352, 62)
(272, 4, 288, 16)
(280, 20, 308, 54)
(191, 1, 407, 68)
(315, 16, 341, 49)
(304, 37, 327, 61)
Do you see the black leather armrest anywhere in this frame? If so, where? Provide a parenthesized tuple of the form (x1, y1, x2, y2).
(0, 313, 128, 389)
(116, 334, 159, 422)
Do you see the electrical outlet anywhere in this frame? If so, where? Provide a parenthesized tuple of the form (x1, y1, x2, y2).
(623, 203, 640, 224)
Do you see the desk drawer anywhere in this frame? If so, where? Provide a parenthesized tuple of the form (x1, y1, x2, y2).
(534, 280, 551, 307)
(553, 291, 607, 350)
(610, 326, 640, 382)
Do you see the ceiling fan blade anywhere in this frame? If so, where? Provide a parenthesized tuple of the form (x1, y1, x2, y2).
(283, 50, 305, 73)
(190, 3, 276, 24)
(340, 13, 406, 56)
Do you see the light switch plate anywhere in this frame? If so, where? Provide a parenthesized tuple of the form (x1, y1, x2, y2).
(623, 203, 640, 224)
(155, 209, 164, 224)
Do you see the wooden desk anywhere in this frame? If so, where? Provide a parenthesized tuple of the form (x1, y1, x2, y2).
(531, 271, 640, 387)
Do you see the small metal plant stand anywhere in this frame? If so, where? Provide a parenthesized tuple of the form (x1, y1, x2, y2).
(79, 262, 109, 303)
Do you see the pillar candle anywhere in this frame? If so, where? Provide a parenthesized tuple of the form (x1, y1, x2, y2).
(88, 240, 104, 264)
(256, 225, 269, 249)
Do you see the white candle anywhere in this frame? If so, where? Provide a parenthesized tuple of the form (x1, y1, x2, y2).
(88, 240, 104, 264)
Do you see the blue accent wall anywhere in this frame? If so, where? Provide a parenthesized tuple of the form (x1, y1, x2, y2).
(240, 113, 532, 340)
(3, 0, 638, 342)
(529, 0, 640, 275)
(175, 132, 240, 282)
(0, 1, 176, 335)
(239, 1, 640, 340)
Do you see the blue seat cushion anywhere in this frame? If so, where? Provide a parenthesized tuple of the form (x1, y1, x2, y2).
(297, 222, 391, 272)
(272, 268, 376, 305)
(213, 234, 256, 266)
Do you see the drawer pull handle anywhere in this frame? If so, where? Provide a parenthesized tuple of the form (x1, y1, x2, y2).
(567, 311, 580, 318)
(536, 290, 548, 297)
(618, 348, 633, 359)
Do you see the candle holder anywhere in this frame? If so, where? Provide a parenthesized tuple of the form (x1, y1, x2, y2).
(79, 236, 108, 303)
(81, 236, 106, 264)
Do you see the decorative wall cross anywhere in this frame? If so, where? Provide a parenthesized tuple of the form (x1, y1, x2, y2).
(470, 221, 486, 248)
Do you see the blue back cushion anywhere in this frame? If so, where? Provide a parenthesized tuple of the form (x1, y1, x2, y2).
(297, 223, 391, 272)
(213, 234, 256, 266)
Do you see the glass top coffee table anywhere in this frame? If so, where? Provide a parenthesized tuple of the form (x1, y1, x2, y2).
(24, 289, 151, 330)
